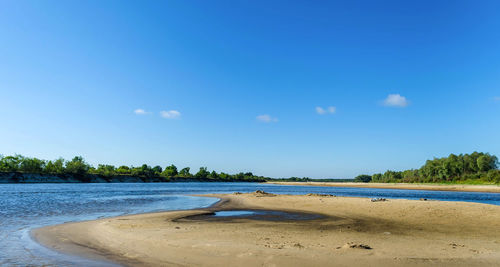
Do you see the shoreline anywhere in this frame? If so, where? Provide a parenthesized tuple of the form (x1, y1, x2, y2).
(0, 171, 265, 183)
(31, 196, 227, 266)
(265, 181, 500, 193)
(33, 192, 500, 266)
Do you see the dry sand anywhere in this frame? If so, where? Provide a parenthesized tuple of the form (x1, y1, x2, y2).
(33, 192, 500, 266)
(266, 181, 500, 193)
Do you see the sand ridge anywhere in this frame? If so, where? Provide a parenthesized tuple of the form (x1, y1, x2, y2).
(265, 181, 500, 193)
(33, 193, 500, 266)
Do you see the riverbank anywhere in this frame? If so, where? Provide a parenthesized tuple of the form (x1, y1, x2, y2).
(266, 181, 500, 193)
(0, 172, 263, 183)
(33, 192, 500, 266)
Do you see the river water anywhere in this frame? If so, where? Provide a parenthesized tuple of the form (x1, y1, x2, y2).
(1, 182, 499, 266)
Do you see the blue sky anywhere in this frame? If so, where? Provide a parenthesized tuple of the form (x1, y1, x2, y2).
(1, 1, 499, 178)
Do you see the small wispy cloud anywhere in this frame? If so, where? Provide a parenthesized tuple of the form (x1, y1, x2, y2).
(256, 114, 278, 123)
(134, 108, 150, 115)
(160, 110, 181, 119)
(383, 94, 409, 107)
(493, 96, 500, 102)
(316, 106, 336, 115)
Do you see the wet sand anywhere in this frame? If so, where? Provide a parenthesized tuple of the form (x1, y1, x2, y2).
(33, 192, 500, 266)
(266, 181, 500, 193)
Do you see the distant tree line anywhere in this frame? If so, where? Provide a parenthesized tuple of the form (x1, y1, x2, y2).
(271, 177, 313, 182)
(271, 177, 355, 182)
(354, 152, 500, 184)
(0, 154, 269, 182)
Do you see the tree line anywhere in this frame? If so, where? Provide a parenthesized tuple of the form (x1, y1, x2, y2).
(354, 152, 500, 184)
(0, 154, 269, 182)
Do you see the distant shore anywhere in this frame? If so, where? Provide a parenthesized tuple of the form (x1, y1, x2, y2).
(265, 181, 500, 193)
(0, 172, 262, 183)
(33, 192, 500, 266)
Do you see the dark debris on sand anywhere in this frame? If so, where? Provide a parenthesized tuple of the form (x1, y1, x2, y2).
(337, 242, 372, 250)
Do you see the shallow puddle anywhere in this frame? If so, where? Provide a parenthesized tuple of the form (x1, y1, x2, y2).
(214, 210, 256, 217)
(189, 209, 325, 221)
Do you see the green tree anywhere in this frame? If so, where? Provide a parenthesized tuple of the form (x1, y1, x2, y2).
(371, 173, 382, 182)
(162, 164, 178, 177)
(0, 153, 278, 182)
(195, 167, 209, 179)
(152, 166, 163, 177)
(402, 169, 419, 182)
(477, 154, 497, 172)
(19, 157, 45, 173)
(65, 156, 90, 176)
(179, 167, 191, 177)
(132, 164, 155, 177)
(130, 167, 142, 177)
(44, 158, 65, 174)
(487, 170, 500, 183)
(466, 152, 480, 173)
(447, 154, 462, 177)
(366, 152, 499, 184)
(95, 164, 116, 177)
(0, 155, 22, 172)
(354, 174, 372, 183)
(382, 170, 402, 182)
(218, 172, 230, 180)
(116, 165, 131, 175)
(209, 170, 219, 179)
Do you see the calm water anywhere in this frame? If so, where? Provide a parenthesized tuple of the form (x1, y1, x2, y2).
(1, 182, 499, 266)
(211, 210, 324, 221)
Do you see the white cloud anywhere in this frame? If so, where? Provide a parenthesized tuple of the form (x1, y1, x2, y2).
(134, 108, 149, 115)
(383, 94, 409, 107)
(494, 96, 500, 102)
(160, 110, 181, 119)
(316, 106, 336, 115)
(256, 114, 278, 123)
(315, 107, 326, 115)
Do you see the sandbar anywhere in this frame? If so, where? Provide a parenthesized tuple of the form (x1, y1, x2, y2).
(33, 192, 500, 266)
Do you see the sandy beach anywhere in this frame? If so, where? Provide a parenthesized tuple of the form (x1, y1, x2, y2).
(266, 181, 500, 193)
(33, 192, 500, 266)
